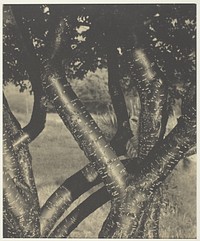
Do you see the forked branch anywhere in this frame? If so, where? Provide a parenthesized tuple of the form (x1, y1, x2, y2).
(11, 6, 46, 147)
(12, 8, 130, 236)
(99, 82, 195, 238)
(124, 43, 169, 237)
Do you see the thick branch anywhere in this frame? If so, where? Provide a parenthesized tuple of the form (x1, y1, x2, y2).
(49, 187, 109, 238)
(37, 13, 129, 198)
(125, 45, 169, 237)
(42, 61, 128, 193)
(138, 85, 196, 190)
(3, 95, 39, 197)
(3, 120, 40, 237)
(40, 156, 134, 237)
(40, 163, 100, 237)
(11, 6, 47, 146)
(100, 82, 195, 238)
(128, 48, 168, 160)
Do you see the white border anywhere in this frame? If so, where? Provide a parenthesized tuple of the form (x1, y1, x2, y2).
(0, 1, 199, 241)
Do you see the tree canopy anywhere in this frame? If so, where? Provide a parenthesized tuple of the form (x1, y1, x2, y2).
(4, 4, 196, 97)
(3, 4, 196, 238)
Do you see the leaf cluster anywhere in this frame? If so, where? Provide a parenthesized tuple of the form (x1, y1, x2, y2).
(3, 4, 196, 98)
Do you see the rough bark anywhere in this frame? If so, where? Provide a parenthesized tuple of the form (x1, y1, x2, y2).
(124, 45, 169, 238)
(127, 47, 168, 161)
(49, 187, 109, 237)
(41, 60, 128, 196)
(12, 10, 130, 236)
(41, 156, 134, 237)
(39, 21, 129, 236)
(40, 163, 100, 236)
(6, 6, 196, 239)
(3, 101, 40, 237)
(99, 87, 195, 237)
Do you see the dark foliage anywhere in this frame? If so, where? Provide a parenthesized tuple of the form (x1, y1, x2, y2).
(3, 4, 196, 239)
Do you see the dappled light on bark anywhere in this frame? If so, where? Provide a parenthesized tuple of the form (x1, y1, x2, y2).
(3, 4, 196, 239)
(3, 98, 40, 238)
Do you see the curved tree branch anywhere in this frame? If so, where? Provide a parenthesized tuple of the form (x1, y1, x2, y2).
(124, 43, 169, 237)
(3, 108, 40, 237)
(40, 156, 134, 237)
(48, 96, 195, 239)
(39, 14, 129, 197)
(10, 6, 47, 147)
(3, 95, 39, 198)
(12, 7, 131, 237)
(49, 187, 109, 238)
(40, 163, 100, 236)
(99, 81, 195, 238)
(8, 6, 196, 239)
(128, 47, 168, 161)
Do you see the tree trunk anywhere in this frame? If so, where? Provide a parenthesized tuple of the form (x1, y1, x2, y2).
(124, 44, 169, 238)
(6, 6, 196, 239)
(3, 98, 40, 238)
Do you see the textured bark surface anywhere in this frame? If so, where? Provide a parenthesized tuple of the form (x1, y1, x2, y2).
(100, 109, 195, 238)
(124, 46, 168, 238)
(7, 10, 130, 237)
(41, 156, 134, 237)
(40, 163, 100, 236)
(127, 47, 168, 161)
(49, 187, 109, 237)
(42, 60, 128, 196)
(4, 6, 196, 239)
(3, 99, 40, 238)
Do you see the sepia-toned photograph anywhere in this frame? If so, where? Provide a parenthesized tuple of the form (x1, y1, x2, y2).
(3, 3, 196, 238)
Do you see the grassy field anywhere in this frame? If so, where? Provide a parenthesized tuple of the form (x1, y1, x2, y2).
(4, 84, 196, 238)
